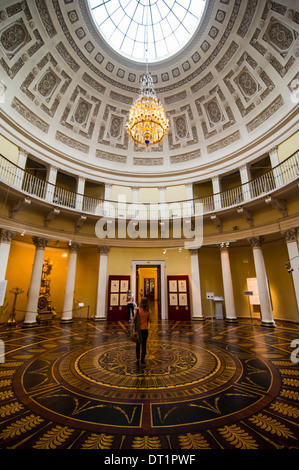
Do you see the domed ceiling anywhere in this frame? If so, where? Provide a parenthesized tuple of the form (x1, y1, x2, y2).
(0, 0, 298, 185)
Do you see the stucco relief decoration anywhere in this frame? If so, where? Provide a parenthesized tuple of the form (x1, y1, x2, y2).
(99, 105, 128, 149)
(73, 98, 92, 126)
(174, 115, 189, 140)
(0, 19, 30, 59)
(264, 19, 295, 56)
(205, 99, 223, 125)
(235, 68, 261, 103)
(62, 86, 100, 139)
(108, 115, 123, 140)
(36, 68, 61, 102)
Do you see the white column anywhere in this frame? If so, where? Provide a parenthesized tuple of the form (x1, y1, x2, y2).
(185, 183, 194, 215)
(159, 186, 166, 219)
(212, 176, 221, 210)
(23, 237, 48, 327)
(269, 146, 282, 188)
(239, 164, 251, 201)
(61, 243, 80, 323)
(220, 243, 237, 322)
(14, 148, 28, 189)
(249, 237, 276, 327)
(104, 183, 112, 216)
(283, 229, 299, 315)
(46, 165, 58, 202)
(189, 248, 204, 320)
(131, 186, 139, 218)
(0, 230, 16, 280)
(76, 176, 85, 211)
(94, 246, 110, 320)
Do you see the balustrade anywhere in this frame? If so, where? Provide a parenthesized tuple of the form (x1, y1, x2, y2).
(0, 150, 298, 220)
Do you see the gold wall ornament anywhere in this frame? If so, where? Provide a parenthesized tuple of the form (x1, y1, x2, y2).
(37, 258, 56, 323)
(126, 73, 169, 146)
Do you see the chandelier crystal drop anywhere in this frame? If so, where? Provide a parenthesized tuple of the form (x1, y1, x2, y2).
(126, 73, 169, 146)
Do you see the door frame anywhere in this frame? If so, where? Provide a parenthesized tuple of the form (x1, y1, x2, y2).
(131, 260, 166, 319)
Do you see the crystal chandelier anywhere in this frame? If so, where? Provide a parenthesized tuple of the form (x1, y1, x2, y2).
(126, 72, 169, 146)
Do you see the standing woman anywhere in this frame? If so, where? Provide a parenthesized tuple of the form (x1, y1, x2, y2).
(134, 297, 150, 365)
(127, 290, 135, 322)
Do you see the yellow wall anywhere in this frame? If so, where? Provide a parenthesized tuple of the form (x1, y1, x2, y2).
(111, 185, 132, 202)
(1, 242, 69, 323)
(0, 134, 19, 164)
(138, 187, 159, 203)
(278, 131, 299, 162)
(166, 185, 187, 202)
(74, 247, 99, 318)
(1, 240, 298, 325)
(262, 240, 298, 323)
(199, 247, 224, 317)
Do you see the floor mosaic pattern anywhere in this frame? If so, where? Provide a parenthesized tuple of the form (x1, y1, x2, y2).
(0, 320, 298, 450)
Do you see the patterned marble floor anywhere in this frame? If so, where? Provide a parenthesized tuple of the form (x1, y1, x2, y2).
(0, 319, 298, 450)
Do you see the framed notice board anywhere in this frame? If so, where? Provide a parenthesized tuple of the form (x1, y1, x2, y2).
(107, 275, 131, 321)
(167, 275, 190, 320)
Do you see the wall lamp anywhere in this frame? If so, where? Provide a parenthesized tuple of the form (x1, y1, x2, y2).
(285, 256, 299, 273)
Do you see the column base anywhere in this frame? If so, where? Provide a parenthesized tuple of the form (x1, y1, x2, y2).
(225, 317, 238, 323)
(261, 320, 276, 328)
(22, 321, 38, 328)
(60, 318, 73, 324)
(93, 316, 105, 322)
(192, 316, 205, 321)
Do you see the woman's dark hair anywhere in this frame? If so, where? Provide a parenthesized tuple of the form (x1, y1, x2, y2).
(140, 297, 149, 311)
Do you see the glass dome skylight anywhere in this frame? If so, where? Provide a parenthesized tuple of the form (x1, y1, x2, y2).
(88, 0, 205, 63)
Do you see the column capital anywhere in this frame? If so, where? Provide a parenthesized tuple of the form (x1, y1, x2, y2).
(69, 242, 80, 252)
(98, 245, 110, 255)
(281, 228, 297, 243)
(248, 236, 264, 248)
(19, 148, 29, 158)
(189, 248, 199, 256)
(268, 146, 278, 156)
(239, 163, 249, 171)
(0, 229, 16, 244)
(32, 236, 48, 250)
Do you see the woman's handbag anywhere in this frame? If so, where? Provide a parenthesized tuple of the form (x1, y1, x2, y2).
(130, 313, 141, 343)
(130, 325, 138, 342)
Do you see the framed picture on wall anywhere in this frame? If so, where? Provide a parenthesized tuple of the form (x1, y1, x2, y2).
(178, 280, 187, 292)
(120, 280, 129, 292)
(179, 293, 188, 306)
(119, 293, 128, 306)
(169, 293, 178, 306)
(167, 275, 190, 321)
(169, 280, 177, 292)
(107, 275, 131, 321)
(111, 280, 119, 292)
(110, 293, 119, 306)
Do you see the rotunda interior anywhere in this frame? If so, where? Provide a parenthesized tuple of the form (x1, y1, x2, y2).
(0, 0, 298, 453)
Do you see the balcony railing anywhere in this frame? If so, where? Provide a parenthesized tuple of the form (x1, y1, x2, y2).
(0, 150, 298, 220)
